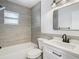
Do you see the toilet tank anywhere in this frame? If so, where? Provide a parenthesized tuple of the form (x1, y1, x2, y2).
(38, 38, 48, 50)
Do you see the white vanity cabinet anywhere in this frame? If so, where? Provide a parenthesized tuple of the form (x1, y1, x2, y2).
(43, 44, 79, 59)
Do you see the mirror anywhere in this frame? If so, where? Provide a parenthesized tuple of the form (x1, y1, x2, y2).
(53, 2, 79, 31)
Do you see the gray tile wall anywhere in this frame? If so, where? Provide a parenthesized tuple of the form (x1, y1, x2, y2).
(31, 2, 41, 44)
(0, 0, 31, 47)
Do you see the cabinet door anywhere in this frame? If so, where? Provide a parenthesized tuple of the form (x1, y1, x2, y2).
(63, 52, 79, 59)
(43, 48, 63, 59)
(43, 46, 79, 59)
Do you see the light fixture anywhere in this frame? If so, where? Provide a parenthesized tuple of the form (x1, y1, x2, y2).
(60, 0, 67, 4)
(52, 0, 67, 8)
(52, 0, 56, 8)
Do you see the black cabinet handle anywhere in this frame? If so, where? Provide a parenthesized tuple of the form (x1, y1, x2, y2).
(52, 52, 62, 57)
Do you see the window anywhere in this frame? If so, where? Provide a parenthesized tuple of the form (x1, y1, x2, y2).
(4, 10, 19, 25)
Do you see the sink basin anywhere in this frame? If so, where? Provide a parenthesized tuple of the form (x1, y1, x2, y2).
(44, 39, 79, 56)
(49, 40, 76, 50)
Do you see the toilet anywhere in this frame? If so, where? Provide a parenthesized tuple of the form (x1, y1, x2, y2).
(27, 38, 48, 59)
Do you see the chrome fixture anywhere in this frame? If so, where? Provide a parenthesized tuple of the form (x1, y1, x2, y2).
(62, 34, 70, 43)
(0, 5, 5, 11)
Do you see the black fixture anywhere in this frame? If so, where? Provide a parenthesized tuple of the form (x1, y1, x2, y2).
(52, 0, 63, 5)
(0, 46, 2, 49)
(67, 38, 70, 43)
(62, 34, 70, 43)
(62, 34, 67, 42)
(0, 5, 3, 8)
(0, 5, 5, 11)
(53, 0, 56, 3)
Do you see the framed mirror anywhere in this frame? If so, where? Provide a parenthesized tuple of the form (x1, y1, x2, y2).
(53, 2, 79, 31)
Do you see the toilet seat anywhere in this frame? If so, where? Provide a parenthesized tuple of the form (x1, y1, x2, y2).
(27, 48, 42, 59)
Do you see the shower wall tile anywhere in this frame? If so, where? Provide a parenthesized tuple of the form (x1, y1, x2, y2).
(0, 0, 31, 47)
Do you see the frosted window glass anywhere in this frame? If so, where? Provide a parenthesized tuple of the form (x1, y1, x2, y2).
(4, 10, 19, 18)
(4, 18, 18, 24)
(4, 10, 19, 25)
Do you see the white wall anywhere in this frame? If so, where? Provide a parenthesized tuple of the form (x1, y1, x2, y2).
(41, 0, 79, 36)
(41, 0, 53, 33)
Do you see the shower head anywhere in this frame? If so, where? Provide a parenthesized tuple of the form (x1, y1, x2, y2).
(0, 5, 5, 11)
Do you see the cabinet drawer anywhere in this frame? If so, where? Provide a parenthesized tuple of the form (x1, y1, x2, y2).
(43, 44, 79, 59)
(43, 46, 64, 57)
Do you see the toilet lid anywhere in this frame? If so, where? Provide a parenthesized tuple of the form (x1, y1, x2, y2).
(27, 48, 42, 58)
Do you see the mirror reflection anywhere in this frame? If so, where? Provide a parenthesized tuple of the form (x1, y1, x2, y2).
(53, 2, 79, 31)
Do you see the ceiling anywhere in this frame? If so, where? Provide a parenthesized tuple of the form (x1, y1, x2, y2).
(8, 0, 41, 8)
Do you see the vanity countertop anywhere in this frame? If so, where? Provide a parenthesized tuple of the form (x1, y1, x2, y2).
(43, 38, 79, 56)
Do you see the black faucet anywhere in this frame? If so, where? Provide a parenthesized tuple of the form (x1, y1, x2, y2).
(62, 34, 70, 43)
(0, 46, 2, 49)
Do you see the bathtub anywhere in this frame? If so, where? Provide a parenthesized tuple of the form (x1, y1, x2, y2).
(0, 42, 37, 59)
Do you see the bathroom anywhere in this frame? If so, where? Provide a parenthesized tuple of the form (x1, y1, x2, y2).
(0, 0, 79, 59)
